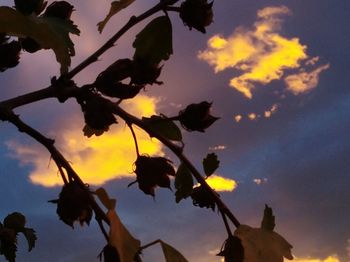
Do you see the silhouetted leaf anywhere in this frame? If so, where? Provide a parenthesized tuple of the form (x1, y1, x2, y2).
(95, 187, 116, 210)
(133, 16, 173, 64)
(217, 235, 244, 262)
(142, 115, 182, 141)
(161, 240, 189, 262)
(191, 185, 216, 210)
(22, 228, 37, 252)
(175, 163, 193, 203)
(0, 6, 80, 73)
(0, 228, 17, 262)
(134, 156, 175, 196)
(98, 0, 136, 33)
(99, 244, 120, 262)
(261, 204, 275, 231)
(3, 212, 25, 231)
(235, 225, 293, 262)
(179, 0, 213, 33)
(202, 152, 219, 177)
(83, 124, 105, 138)
(107, 209, 141, 262)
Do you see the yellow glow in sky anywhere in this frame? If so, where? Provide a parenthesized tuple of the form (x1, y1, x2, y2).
(8, 96, 164, 187)
(205, 175, 237, 192)
(293, 255, 340, 262)
(198, 5, 328, 99)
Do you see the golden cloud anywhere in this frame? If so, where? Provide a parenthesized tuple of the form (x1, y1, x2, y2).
(198, 5, 328, 99)
(7, 96, 164, 187)
(293, 255, 340, 262)
(204, 175, 237, 192)
(285, 64, 330, 95)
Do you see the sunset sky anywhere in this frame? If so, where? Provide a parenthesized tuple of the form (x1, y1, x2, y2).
(0, 0, 350, 261)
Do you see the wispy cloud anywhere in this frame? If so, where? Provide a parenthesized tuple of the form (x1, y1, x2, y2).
(285, 64, 330, 95)
(198, 5, 328, 99)
(7, 96, 163, 187)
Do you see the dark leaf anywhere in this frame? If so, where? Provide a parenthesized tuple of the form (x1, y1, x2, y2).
(130, 59, 163, 85)
(191, 185, 216, 210)
(161, 240, 189, 262)
(98, 244, 120, 262)
(133, 16, 173, 64)
(179, 101, 219, 132)
(0, 6, 80, 73)
(261, 204, 275, 231)
(217, 236, 244, 262)
(98, 82, 143, 100)
(175, 163, 193, 203)
(0, 228, 17, 262)
(142, 115, 182, 141)
(134, 156, 175, 196)
(179, 0, 213, 33)
(43, 1, 74, 20)
(202, 152, 219, 177)
(14, 0, 47, 15)
(0, 40, 21, 72)
(3, 212, 25, 232)
(21, 228, 37, 252)
(52, 181, 92, 227)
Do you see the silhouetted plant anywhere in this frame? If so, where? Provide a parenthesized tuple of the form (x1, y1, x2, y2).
(0, 0, 293, 261)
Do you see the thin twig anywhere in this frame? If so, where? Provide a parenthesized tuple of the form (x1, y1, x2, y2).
(221, 211, 233, 237)
(139, 239, 161, 251)
(127, 122, 140, 157)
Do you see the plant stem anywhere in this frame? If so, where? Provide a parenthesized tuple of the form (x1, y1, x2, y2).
(66, 0, 180, 79)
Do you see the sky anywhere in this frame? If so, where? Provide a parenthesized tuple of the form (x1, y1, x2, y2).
(0, 0, 350, 261)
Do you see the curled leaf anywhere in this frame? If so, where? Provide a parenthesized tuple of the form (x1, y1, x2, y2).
(161, 240, 189, 262)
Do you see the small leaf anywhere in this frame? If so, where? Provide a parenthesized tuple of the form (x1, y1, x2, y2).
(107, 209, 141, 262)
(97, 0, 136, 33)
(3, 212, 25, 231)
(261, 204, 275, 231)
(95, 187, 116, 210)
(161, 240, 189, 262)
(202, 152, 219, 177)
(21, 228, 37, 252)
(0, 6, 80, 73)
(142, 115, 182, 141)
(133, 16, 173, 64)
(175, 163, 193, 203)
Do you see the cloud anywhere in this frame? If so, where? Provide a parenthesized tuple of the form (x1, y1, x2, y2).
(293, 255, 340, 262)
(253, 178, 268, 185)
(198, 5, 328, 99)
(285, 64, 330, 95)
(7, 96, 164, 187)
(204, 175, 237, 192)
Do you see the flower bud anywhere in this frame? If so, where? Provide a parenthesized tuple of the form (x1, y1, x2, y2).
(44, 1, 74, 20)
(180, 0, 213, 33)
(0, 41, 21, 72)
(179, 101, 219, 132)
(217, 236, 244, 262)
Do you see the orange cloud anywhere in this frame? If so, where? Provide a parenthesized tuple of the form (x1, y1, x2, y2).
(198, 6, 328, 99)
(285, 64, 330, 95)
(7, 96, 164, 187)
(293, 255, 340, 262)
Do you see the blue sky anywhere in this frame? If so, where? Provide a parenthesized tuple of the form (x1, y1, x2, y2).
(1, 0, 350, 261)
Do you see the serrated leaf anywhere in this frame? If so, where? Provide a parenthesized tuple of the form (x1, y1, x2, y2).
(261, 204, 275, 231)
(202, 153, 219, 177)
(95, 187, 116, 210)
(21, 228, 37, 252)
(3, 212, 25, 231)
(142, 115, 182, 141)
(0, 7, 80, 74)
(107, 209, 140, 262)
(175, 163, 193, 203)
(161, 240, 189, 262)
(83, 124, 106, 138)
(98, 0, 136, 33)
(133, 16, 173, 64)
